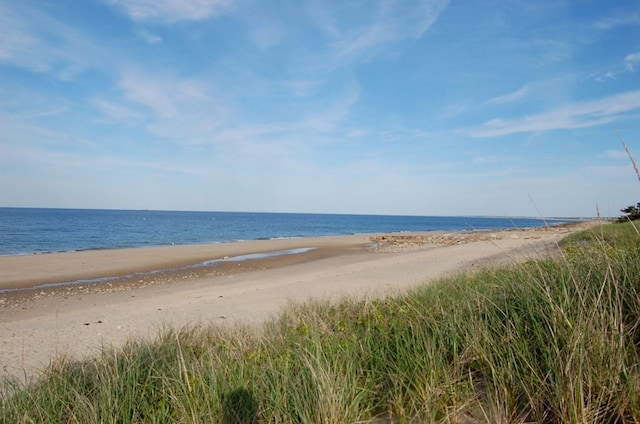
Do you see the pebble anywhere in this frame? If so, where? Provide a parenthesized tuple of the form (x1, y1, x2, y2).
(370, 227, 561, 252)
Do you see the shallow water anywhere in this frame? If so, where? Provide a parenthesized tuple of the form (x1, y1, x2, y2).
(0, 208, 573, 256)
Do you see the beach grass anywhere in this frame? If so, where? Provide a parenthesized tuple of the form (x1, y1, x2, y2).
(2, 221, 640, 423)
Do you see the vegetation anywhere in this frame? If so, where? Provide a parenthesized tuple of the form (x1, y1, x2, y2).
(619, 202, 640, 222)
(2, 222, 640, 423)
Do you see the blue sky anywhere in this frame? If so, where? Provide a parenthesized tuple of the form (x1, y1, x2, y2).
(2, 0, 640, 217)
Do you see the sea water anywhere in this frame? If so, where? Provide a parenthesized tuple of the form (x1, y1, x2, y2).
(0, 208, 574, 256)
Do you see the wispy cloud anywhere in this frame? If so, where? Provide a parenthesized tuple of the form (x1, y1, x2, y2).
(105, 0, 234, 23)
(594, 12, 640, 30)
(411, 0, 452, 38)
(303, 84, 361, 132)
(0, 2, 94, 78)
(626, 51, 640, 71)
(0, 140, 208, 179)
(0, 3, 42, 71)
(278, 79, 325, 98)
(466, 90, 640, 137)
(472, 155, 517, 165)
(591, 51, 640, 81)
(135, 27, 162, 44)
(87, 68, 233, 146)
(603, 149, 629, 160)
(118, 69, 213, 119)
(250, 23, 285, 49)
(329, 23, 391, 63)
(91, 97, 146, 124)
(594, 71, 619, 82)
(310, 0, 449, 67)
(198, 85, 362, 154)
(484, 85, 529, 105)
(438, 100, 472, 119)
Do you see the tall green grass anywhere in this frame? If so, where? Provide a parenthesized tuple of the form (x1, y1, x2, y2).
(2, 222, 639, 423)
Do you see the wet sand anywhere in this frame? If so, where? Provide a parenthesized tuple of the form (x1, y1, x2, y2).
(0, 224, 591, 381)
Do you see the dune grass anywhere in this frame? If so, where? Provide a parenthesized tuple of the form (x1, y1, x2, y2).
(2, 222, 639, 423)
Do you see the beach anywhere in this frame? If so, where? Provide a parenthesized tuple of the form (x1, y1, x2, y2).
(0, 224, 589, 381)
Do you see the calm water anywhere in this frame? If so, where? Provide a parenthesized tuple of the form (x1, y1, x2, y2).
(0, 208, 573, 256)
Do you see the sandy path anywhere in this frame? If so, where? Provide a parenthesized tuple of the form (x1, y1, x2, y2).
(0, 226, 585, 382)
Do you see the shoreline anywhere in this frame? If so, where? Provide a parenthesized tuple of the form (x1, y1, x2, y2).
(0, 222, 587, 293)
(0, 247, 319, 293)
(0, 234, 375, 293)
(0, 223, 594, 381)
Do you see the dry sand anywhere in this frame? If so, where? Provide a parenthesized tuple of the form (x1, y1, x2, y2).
(0, 224, 591, 381)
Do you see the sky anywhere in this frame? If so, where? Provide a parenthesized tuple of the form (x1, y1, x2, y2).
(1, 0, 640, 218)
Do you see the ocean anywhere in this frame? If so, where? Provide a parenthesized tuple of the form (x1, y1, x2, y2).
(0, 208, 574, 256)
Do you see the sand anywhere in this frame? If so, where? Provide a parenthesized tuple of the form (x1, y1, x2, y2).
(0, 224, 590, 382)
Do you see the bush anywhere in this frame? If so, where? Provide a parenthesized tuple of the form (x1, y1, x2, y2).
(618, 202, 640, 222)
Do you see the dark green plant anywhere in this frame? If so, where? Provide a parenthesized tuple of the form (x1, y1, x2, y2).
(619, 202, 640, 222)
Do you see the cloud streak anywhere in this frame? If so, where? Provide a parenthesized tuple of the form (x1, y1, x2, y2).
(117, 69, 218, 119)
(594, 12, 640, 30)
(484, 85, 529, 105)
(467, 91, 640, 137)
(626, 51, 640, 71)
(310, 0, 449, 68)
(105, 0, 234, 22)
(0, 2, 94, 78)
(135, 27, 163, 44)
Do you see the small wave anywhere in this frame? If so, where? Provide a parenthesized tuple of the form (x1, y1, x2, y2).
(201, 248, 315, 266)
